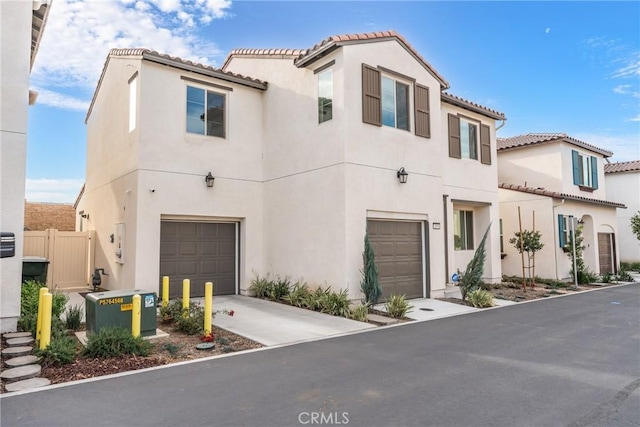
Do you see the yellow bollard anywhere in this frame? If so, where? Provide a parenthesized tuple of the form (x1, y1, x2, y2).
(36, 287, 48, 341)
(182, 279, 190, 316)
(132, 294, 141, 338)
(162, 276, 169, 307)
(204, 282, 213, 335)
(40, 292, 52, 350)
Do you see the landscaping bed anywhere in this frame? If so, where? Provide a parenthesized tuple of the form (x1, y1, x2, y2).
(1, 319, 262, 393)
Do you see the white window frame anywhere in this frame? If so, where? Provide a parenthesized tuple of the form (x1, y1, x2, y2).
(381, 75, 410, 131)
(318, 68, 333, 124)
(186, 84, 227, 139)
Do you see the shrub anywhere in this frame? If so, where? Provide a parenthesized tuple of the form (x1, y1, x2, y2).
(459, 224, 491, 301)
(349, 304, 369, 322)
(600, 272, 612, 283)
(282, 281, 310, 307)
(384, 294, 413, 319)
(18, 281, 69, 336)
(268, 276, 290, 300)
(620, 261, 640, 272)
(34, 335, 78, 367)
(360, 232, 382, 305)
(303, 286, 330, 311)
(159, 298, 183, 323)
(249, 274, 273, 299)
(216, 336, 230, 346)
(318, 289, 351, 317)
(175, 303, 205, 335)
(83, 326, 151, 358)
(615, 268, 634, 282)
(65, 304, 83, 331)
(467, 289, 494, 308)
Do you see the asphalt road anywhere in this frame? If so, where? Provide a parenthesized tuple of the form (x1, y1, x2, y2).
(2, 284, 639, 427)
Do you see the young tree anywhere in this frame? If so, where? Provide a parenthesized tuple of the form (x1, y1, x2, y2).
(360, 232, 382, 305)
(509, 229, 544, 289)
(631, 210, 640, 241)
(459, 224, 491, 302)
(565, 224, 595, 285)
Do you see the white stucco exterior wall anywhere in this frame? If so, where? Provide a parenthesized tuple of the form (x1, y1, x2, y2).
(0, 1, 33, 332)
(82, 56, 266, 296)
(605, 170, 640, 263)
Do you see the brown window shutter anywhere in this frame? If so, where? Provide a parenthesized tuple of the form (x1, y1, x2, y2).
(362, 64, 381, 126)
(448, 114, 461, 158)
(414, 84, 430, 138)
(480, 124, 491, 165)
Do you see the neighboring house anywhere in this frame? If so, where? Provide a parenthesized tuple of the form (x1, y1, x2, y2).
(24, 202, 76, 231)
(0, 1, 50, 332)
(604, 160, 640, 264)
(497, 133, 625, 281)
(77, 30, 505, 301)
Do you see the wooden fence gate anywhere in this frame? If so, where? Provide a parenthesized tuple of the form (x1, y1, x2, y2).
(23, 229, 95, 290)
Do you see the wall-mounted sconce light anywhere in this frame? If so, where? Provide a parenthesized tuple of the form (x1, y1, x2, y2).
(205, 172, 215, 188)
(397, 167, 408, 184)
(79, 210, 89, 219)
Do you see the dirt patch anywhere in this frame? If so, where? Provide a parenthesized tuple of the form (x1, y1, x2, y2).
(1, 321, 262, 393)
(439, 282, 617, 307)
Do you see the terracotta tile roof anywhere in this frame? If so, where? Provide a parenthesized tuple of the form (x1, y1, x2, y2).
(499, 183, 626, 208)
(442, 92, 505, 120)
(223, 30, 450, 89)
(497, 133, 613, 157)
(86, 48, 267, 123)
(604, 160, 640, 174)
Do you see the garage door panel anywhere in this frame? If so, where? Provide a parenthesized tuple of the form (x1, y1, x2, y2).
(160, 221, 237, 297)
(367, 220, 424, 300)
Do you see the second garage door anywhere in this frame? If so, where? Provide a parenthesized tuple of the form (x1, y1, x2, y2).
(160, 221, 237, 298)
(367, 220, 424, 300)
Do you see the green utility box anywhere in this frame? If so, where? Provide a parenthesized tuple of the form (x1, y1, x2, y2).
(22, 257, 50, 283)
(85, 290, 157, 337)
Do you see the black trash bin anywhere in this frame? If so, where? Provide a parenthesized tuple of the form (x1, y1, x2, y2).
(22, 256, 50, 284)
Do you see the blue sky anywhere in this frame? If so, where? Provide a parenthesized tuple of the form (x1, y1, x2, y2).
(27, 0, 640, 203)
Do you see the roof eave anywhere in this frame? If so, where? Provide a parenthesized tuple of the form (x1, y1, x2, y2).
(442, 93, 505, 121)
(499, 183, 626, 209)
(31, 1, 51, 71)
(142, 52, 267, 90)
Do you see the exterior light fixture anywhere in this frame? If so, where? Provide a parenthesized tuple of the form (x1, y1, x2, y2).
(205, 172, 215, 188)
(397, 167, 408, 184)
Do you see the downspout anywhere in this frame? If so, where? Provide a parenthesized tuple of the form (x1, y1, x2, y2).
(495, 118, 506, 131)
(443, 195, 449, 284)
(552, 198, 565, 280)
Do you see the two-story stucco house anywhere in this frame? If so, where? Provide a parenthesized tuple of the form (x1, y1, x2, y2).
(77, 31, 505, 301)
(497, 133, 625, 281)
(604, 160, 640, 264)
(0, 0, 50, 332)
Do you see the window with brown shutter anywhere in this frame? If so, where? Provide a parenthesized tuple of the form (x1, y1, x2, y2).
(448, 114, 461, 158)
(414, 84, 430, 138)
(362, 64, 381, 126)
(480, 124, 491, 165)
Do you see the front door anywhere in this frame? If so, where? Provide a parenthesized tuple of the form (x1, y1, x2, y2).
(597, 233, 615, 275)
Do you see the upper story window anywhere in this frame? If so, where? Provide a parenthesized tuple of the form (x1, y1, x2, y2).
(362, 64, 431, 138)
(448, 114, 491, 165)
(572, 150, 598, 190)
(186, 85, 225, 138)
(128, 72, 137, 133)
(318, 68, 333, 124)
(454, 209, 474, 250)
(382, 76, 409, 130)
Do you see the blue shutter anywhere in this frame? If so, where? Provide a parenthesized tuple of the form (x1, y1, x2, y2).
(558, 214, 565, 247)
(572, 150, 581, 185)
(591, 156, 598, 189)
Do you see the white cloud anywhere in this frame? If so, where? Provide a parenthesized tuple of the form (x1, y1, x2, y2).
(32, 88, 90, 112)
(613, 84, 640, 98)
(25, 179, 85, 204)
(31, 0, 231, 109)
(573, 133, 640, 162)
(629, 115, 640, 122)
(545, 28, 551, 34)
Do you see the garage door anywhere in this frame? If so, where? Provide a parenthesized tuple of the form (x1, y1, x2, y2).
(367, 220, 424, 300)
(160, 221, 236, 298)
